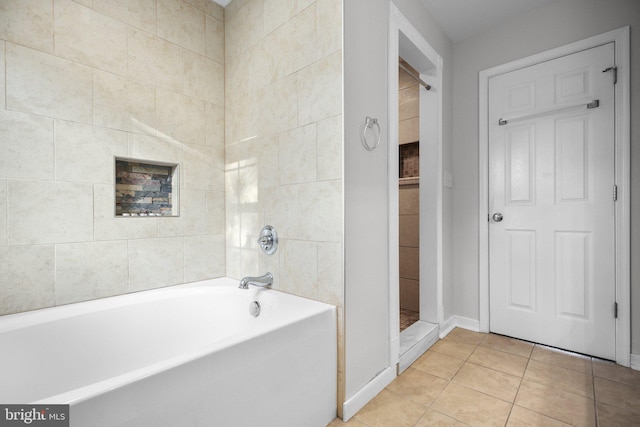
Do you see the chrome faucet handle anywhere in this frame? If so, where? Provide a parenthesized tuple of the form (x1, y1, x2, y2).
(257, 225, 278, 255)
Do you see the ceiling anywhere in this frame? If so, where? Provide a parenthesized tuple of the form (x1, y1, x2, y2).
(211, 0, 560, 43)
(419, 0, 560, 43)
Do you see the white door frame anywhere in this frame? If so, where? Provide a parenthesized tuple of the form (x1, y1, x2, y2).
(388, 3, 444, 368)
(478, 27, 631, 366)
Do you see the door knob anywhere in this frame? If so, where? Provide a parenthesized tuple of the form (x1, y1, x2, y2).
(492, 213, 504, 222)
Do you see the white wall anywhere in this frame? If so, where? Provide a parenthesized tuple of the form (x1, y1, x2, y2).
(451, 0, 640, 353)
(343, 0, 453, 408)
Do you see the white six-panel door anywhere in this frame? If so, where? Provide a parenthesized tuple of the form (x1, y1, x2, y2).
(488, 43, 616, 359)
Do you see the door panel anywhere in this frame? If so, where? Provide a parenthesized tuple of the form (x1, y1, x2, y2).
(488, 43, 616, 359)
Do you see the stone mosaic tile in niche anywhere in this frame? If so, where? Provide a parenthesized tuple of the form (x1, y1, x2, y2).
(399, 141, 419, 178)
(115, 160, 175, 216)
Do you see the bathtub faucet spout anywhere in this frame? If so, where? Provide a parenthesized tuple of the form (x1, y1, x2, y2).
(239, 272, 273, 289)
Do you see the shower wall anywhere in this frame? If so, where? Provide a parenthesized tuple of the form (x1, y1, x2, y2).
(0, 0, 226, 315)
(224, 0, 343, 311)
(223, 0, 343, 407)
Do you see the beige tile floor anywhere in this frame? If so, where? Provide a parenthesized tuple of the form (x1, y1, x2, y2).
(329, 328, 640, 427)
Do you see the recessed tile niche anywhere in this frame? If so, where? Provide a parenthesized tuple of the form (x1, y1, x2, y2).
(115, 158, 179, 217)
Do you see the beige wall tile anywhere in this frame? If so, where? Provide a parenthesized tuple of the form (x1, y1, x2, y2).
(6, 43, 92, 123)
(278, 123, 316, 185)
(54, 0, 127, 74)
(399, 84, 419, 121)
(206, 102, 225, 147)
(184, 234, 225, 282)
(128, 237, 184, 291)
(55, 241, 129, 305)
(297, 50, 342, 125)
(157, 0, 205, 55)
(8, 180, 93, 245)
(278, 239, 318, 299)
(0, 245, 55, 315)
(183, 51, 224, 105)
(269, 180, 342, 242)
(157, 89, 206, 146)
(73, 0, 93, 6)
(399, 186, 419, 215)
(205, 15, 224, 64)
(399, 246, 419, 280)
(263, 0, 315, 35)
(225, 96, 258, 144)
(399, 214, 420, 248)
(55, 120, 128, 184)
(263, 4, 317, 84)
(0, 0, 54, 53)
(0, 41, 4, 107)
(316, 0, 342, 58)
(0, 180, 6, 246)
(128, 28, 183, 92)
(205, 1, 224, 21)
(317, 114, 342, 181)
(93, 184, 159, 241)
(400, 278, 419, 312)
(128, 134, 183, 165)
(158, 189, 206, 237)
(0, 110, 54, 180)
(93, 0, 157, 34)
(225, 136, 280, 195)
(225, 0, 263, 59)
(93, 70, 157, 134)
(400, 117, 420, 144)
(206, 190, 225, 235)
(257, 75, 298, 137)
(317, 242, 343, 307)
(183, 144, 224, 191)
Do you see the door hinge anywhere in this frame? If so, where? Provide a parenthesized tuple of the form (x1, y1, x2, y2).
(614, 302, 618, 318)
(613, 184, 618, 201)
(603, 66, 618, 84)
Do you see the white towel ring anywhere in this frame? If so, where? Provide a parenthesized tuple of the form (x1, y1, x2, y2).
(361, 116, 381, 151)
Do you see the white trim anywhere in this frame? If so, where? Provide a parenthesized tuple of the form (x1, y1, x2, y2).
(478, 27, 631, 366)
(388, 2, 444, 371)
(631, 354, 640, 372)
(341, 366, 395, 421)
(439, 316, 481, 338)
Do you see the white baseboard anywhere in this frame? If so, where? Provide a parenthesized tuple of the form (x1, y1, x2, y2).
(342, 366, 396, 422)
(631, 354, 640, 371)
(439, 315, 480, 338)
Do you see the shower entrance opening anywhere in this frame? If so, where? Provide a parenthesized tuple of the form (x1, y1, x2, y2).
(389, 4, 444, 374)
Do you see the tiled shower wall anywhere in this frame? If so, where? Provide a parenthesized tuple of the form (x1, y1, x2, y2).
(223, 0, 343, 398)
(0, 0, 226, 315)
(225, 0, 343, 306)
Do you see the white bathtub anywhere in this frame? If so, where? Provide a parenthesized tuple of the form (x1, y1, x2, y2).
(0, 278, 337, 427)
